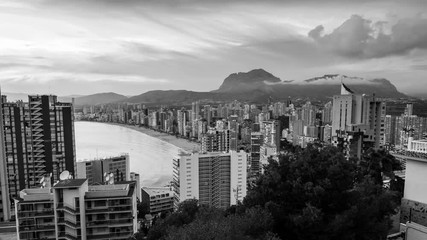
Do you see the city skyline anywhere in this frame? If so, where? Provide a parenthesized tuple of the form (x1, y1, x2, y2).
(1, 0, 427, 96)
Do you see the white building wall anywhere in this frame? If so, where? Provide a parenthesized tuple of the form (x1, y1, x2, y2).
(404, 159, 427, 204)
(230, 151, 247, 205)
(332, 95, 353, 136)
(76, 161, 87, 179)
(178, 154, 199, 203)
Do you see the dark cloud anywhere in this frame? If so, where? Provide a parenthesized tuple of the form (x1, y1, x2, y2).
(309, 15, 427, 59)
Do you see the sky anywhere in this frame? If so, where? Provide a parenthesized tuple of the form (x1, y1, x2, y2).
(0, 0, 426, 97)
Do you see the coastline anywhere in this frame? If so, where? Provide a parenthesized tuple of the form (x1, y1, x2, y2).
(85, 121, 201, 153)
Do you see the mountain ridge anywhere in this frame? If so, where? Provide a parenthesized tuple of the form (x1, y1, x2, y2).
(125, 70, 407, 104)
(74, 92, 128, 106)
(1, 70, 410, 105)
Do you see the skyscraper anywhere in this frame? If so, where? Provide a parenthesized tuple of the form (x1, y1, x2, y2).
(1, 95, 76, 220)
(250, 132, 262, 176)
(332, 83, 385, 149)
(331, 83, 386, 157)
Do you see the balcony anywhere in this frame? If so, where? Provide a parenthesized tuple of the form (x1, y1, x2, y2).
(64, 219, 80, 228)
(18, 209, 54, 218)
(19, 224, 55, 232)
(87, 218, 133, 228)
(85, 207, 109, 213)
(108, 206, 132, 212)
(58, 232, 80, 240)
(87, 231, 133, 240)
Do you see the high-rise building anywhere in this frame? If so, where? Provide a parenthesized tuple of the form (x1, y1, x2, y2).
(322, 101, 333, 124)
(172, 151, 247, 209)
(204, 105, 212, 126)
(191, 101, 200, 121)
(250, 132, 262, 176)
(76, 154, 130, 185)
(331, 83, 386, 151)
(301, 101, 316, 126)
(200, 130, 230, 153)
(15, 179, 138, 240)
(0, 96, 11, 222)
(394, 138, 427, 234)
(1, 95, 76, 221)
(130, 172, 141, 202)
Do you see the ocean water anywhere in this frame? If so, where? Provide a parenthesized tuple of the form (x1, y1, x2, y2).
(75, 121, 181, 187)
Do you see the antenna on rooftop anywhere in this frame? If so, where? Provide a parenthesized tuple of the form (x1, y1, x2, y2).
(59, 170, 70, 181)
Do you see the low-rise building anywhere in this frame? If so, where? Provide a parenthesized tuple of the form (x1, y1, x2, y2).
(14, 188, 55, 240)
(141, 187, 174, 216)
(15, 179, 138, 240)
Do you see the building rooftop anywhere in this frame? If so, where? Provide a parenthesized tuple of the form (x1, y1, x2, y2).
(53, 179, 87, 189)
(142, 187, 173, 196)
(177, 150, 245, 158)
(77, 154, 129, 163)
(86, 182, 135, 198)
(17, 188, 53, 202)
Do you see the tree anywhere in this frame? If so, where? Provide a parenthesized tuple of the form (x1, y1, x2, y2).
(146, 199, 200, 240)
(146, 199, 277, 240)
(137, 200, 150, 219)
(164, 206, 276, 240)
(243, 144, 400, 240)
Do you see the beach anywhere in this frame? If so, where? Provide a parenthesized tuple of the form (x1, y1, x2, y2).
(102, 122, 201, 153)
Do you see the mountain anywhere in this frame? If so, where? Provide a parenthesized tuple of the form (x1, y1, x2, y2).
(58, 95, 84, 103)
(215, 69, 281, 93)
(74, 92, 128, 106)
(125, 69, 407, 104)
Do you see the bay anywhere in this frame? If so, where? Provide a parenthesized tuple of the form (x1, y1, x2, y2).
(74, 121, 180, 187)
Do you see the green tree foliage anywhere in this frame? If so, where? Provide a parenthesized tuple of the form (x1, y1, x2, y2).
(243, 144, 401, 240)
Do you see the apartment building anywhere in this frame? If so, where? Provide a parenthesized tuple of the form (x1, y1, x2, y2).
(141, 187, 174, 216)
(200, 129, 230, 153)
(1, 95, 75, 221)
(76, 155, 130, 185)
(173, 151, 247, 209)
(331, 83, 386, 158)
(15, 179, 138, 240)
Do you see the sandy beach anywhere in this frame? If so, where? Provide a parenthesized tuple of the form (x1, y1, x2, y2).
(103, 122, 201, 153)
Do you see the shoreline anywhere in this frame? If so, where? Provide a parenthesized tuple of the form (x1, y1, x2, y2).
(80, 121, 201, 153)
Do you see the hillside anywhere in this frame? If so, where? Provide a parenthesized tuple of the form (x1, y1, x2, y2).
(124, 69, 407, 104)
(74, 92, 128, 106)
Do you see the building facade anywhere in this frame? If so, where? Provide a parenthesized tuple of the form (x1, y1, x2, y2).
(1, 95, 75, 221)
(76, 154, 130, 185)
(331, 83, 386, 157)
(141, 187, 174, 216)
(15, 179, 138, 240)
(200, 130, 230, 153)
(173, 151, 247, 209)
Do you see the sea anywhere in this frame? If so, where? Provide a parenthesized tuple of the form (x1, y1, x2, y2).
(75, 121, 182, 187)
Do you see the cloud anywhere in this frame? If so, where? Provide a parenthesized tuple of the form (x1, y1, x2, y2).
(309, 15, 427, 59)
